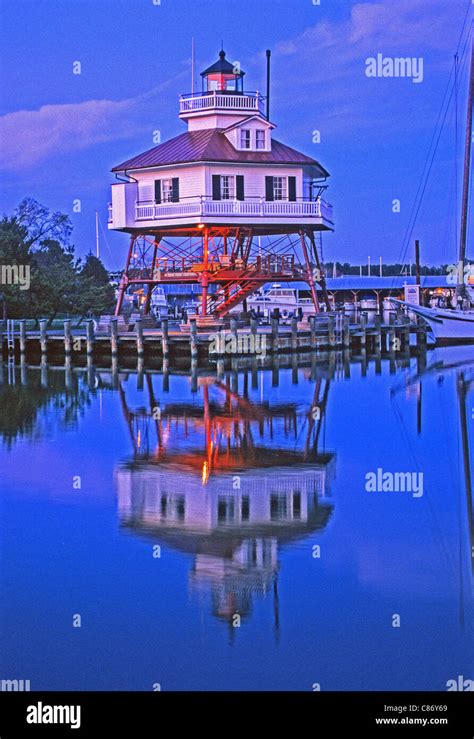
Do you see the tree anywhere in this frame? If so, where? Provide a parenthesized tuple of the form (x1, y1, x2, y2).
(75, 253, 116, 322)
(0, 216, 31, 317)
(29, 240, 78, 325)
(15, 198, 72, 248)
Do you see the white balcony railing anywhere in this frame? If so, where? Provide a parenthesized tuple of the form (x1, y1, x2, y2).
(133, 197, 333, 223)
(179, 91, 266, 116)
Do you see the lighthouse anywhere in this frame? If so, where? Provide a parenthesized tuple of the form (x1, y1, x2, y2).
(108, 49, 334, 320)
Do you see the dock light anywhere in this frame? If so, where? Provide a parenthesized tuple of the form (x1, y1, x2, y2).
(197, 223, 205, 229)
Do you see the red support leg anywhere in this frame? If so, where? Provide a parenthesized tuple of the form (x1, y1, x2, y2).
(201, 228, 209, 316)
(299, 230, 320, 314)
(144, 240, 159, 315)
(115, 235, 136, 316)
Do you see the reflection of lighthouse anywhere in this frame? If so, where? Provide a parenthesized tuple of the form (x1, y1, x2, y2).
(116, 371, 335, 630)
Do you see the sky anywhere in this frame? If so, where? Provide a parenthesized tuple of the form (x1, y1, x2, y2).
(0, 0, 472, 270)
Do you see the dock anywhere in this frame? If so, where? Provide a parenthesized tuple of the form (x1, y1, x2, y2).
(1, 313, 427, 366)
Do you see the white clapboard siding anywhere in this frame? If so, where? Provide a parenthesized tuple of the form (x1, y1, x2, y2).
(131, 163, 319, 203)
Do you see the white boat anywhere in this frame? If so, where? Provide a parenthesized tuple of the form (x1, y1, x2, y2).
(247, 283, 316, 321)
(150, 286, 169, 318)
(390, 298, 474, 343)
(359, 296, 378, 311)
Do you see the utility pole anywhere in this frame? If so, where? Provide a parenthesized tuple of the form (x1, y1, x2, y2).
(415, 239, 421, 285)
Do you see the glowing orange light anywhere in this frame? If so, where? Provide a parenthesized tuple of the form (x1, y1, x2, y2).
(137, 430, 141, 449)
(201, 460, 209, 485)
(197, 224, 205, 229)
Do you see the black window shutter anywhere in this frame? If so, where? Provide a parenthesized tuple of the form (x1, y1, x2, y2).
(288, 176, 297, 202)
(265, 176, 274, 202)
(236, 175, 245, 201)
(154, 180, 161, 204)
(171, 177, 179, 203)
(212, 175, 221, 201)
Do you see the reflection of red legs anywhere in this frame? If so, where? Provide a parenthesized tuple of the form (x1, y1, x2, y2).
(304, 379, 331, 460)
(146, 374, 163, 456)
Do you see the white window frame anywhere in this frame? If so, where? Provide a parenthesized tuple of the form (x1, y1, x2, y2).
(273, 176, 287, 201)
(256, 130, 266, 150)
(161, 178, 173, 203)
(220, 174, 236, 200)
(240, 129, 251, 149)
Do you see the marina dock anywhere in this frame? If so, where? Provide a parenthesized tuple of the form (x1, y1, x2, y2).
(1, 313, 427, 366)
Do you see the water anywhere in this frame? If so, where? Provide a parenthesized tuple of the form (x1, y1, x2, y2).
(0, 348, 473, 691)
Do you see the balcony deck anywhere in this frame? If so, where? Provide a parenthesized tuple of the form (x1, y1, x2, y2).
(108, 191, 334, 233)
(179, 90, 266, 117)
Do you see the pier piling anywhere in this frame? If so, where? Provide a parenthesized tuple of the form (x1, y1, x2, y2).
(86, 319, 95, 356)
(189, 319, 198, 359)
(19, 320, 26, 355)
(110, 318, 119, 357)
(39, 320, 48, 356)
(136, 319, 144, 358)
(161, 319, 169, 358)
(291, 316, 298, 351)
(271, 316, 279, 352)
(64, 320, 72, 356)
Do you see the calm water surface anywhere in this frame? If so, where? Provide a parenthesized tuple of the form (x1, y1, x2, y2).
(1, 348, 473, 691)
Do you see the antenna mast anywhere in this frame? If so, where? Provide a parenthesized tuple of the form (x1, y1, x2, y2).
(457, 36, 473, 299)
(95, 211, 100, 259)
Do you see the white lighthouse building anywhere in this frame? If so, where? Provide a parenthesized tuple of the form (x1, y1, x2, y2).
(108, 50, 333, 318)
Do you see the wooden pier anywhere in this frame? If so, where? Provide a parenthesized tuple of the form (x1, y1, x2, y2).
(0, 313, 427, 366)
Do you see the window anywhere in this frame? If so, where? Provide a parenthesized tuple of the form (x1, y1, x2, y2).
(218, 497, 235, 524)
(161, 179, 173, 203)
(270, 493, 288, 521)
(220, 175, 235, 200)
(256, 130, 266, 149)
(154, 178, 179, 204)
(273, 176, 287, 201)
(265, 176, 296, 202)
(240, 129, 251, 149)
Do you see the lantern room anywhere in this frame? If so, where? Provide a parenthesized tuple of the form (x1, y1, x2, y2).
(201, 50, 245, 92)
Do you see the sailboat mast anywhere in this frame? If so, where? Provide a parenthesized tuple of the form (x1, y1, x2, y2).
(95, 211, 100, 259)
(457, 37, 473, 296)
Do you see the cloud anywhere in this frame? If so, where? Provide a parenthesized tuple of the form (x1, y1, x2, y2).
(0, 73, 187, 172)
(272, 0, 467, 136)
